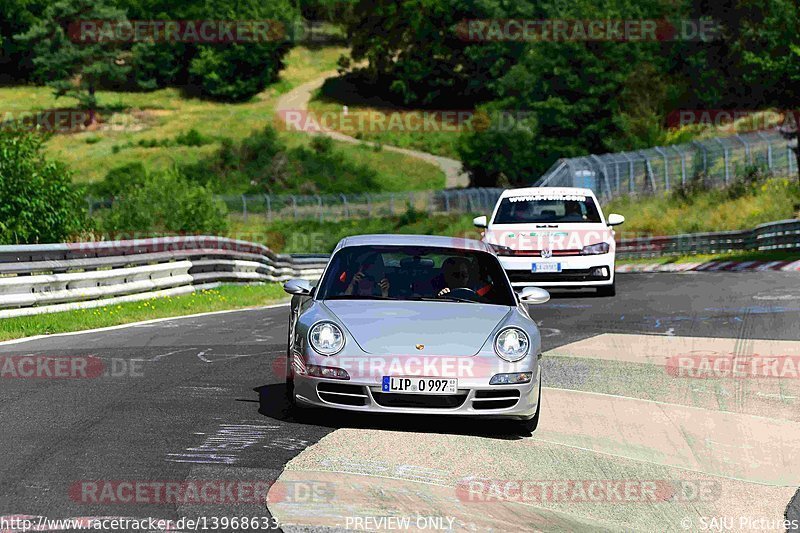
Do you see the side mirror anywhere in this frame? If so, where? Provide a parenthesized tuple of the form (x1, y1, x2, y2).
(284, 278, 313, 296)
(473, 215, 488, 228)
(519, 287, 550, 304)
(607, 213, 625, 226)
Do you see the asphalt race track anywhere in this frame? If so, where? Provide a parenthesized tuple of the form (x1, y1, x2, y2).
(1, 272, 799, 532)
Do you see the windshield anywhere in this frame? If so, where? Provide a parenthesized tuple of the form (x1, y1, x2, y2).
(316, 245, 516, 306)
(493, 193, 602, 224)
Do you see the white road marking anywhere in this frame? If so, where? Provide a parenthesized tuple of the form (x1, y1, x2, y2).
(0, 302, 289, 347)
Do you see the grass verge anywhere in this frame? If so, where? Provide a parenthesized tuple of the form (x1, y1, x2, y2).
(307, 93, 462, 159)
(229, 211, 479, 253)
(605, 176, 800, 235)
(616, 250, 800, 266)
(0, 284, 286, 341)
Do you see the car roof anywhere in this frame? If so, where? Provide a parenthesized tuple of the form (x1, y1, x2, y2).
(335, 234, 490, 253)
(500, 186, 596, 198)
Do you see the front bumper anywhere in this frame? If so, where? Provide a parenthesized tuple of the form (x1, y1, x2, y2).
(498, 255, 614, 288)
(292, 366, 541, 420)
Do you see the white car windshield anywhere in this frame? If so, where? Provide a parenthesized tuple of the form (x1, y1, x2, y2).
(493, 193, 602, 224)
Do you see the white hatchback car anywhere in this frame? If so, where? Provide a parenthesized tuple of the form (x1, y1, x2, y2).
(474, 187, 625, 296)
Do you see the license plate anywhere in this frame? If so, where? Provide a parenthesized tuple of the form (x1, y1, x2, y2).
(532, 262, 562, 273)
(382, 376, 458, 394)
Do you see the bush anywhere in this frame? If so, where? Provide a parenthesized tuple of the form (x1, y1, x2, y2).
(187, 42, 291, 102)
(88, 162, 148, 199)
(183, 126, 380, 194)
(0, 128, 88, 243)
(175, 129, 211, 147)
(100, 168, 228, 235)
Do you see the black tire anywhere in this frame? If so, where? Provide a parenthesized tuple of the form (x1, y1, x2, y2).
(597, 283, 616, 297)
(520, 379, 542, 434)
(285, 354, 296, 408)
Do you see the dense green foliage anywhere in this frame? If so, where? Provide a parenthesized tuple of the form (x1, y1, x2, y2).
(15, 0, 131, 109)
(6, 0, 298, 102)
(180, 126, 381, 194)
(0, 128, 88, 243)
(337, 0, 799, 185)
(99, 167, 228, 235)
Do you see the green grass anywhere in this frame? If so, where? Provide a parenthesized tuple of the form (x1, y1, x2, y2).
(307, 92, 462, 159)
(279, 131, 445, 191)
(0, 45, 444, 191)
(604, 176, 800, 235)
(229, 211, 480, 253)
(0, 284, 286, 341)
(0, 46, 340, 181)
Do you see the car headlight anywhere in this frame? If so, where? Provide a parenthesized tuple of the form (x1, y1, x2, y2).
(494, 327, 530, 362)
(309, 321, 345, 355)
(580, 242, 610, 255)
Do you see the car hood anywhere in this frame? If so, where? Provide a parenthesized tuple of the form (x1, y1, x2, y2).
(485, 223, 613, 250)
(322, 300, 511, 356)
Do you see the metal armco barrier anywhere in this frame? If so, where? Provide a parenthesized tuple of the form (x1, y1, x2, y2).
(0, 236, 327, 318)
(616, 219, 800, 259)
(1, 220, 797, 317)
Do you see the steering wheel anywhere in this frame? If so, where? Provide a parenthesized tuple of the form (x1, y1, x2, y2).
(442, 287, 478, 300)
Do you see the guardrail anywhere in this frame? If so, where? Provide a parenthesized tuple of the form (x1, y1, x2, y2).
(0, 236, 327, 318)
(1, 219, 797, 318)
(616, 219, 800, 259)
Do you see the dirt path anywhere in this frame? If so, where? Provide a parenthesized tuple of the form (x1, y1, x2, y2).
(275, 73, 470, 188)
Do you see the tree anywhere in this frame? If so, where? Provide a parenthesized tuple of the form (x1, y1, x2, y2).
(0, 0, 47, 83)
(15, 0, 130, 111)
(344, 0, 529, 106)
(457, 0, 677, 185)
(0, 128, 88, 244)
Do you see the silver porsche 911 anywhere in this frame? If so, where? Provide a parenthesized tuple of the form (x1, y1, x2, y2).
(282, 234, 550, 431)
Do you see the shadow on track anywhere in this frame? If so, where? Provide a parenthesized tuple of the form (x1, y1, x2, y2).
(254, 384, 531, 440)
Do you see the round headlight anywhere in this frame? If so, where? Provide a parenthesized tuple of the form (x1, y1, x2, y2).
(309, 321, 345, 355)
(494, 327, 530, 362)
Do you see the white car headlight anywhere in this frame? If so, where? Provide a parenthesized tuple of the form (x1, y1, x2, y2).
(309, 321, 345, 355)
(494, 327, 530, 362)
(580, 242, 610, 255)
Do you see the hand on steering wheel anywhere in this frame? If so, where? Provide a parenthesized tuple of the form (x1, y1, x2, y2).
(437, 287, 477, 297)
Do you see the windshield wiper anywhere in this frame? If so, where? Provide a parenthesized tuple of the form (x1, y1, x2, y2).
(407, 296, 476, 304)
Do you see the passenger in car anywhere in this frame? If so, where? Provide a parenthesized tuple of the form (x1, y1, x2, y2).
(343, 252, 391, 297)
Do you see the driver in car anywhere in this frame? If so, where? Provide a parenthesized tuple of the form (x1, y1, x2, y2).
(436, 257, 491, 298)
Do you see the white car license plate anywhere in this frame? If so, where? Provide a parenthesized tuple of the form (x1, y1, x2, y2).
(382, 376, 458, 394)
(532, 262, 562, 273)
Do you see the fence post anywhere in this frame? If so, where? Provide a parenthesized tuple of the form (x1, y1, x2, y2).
(241, 194, 248, 222)
(714, 139, 730, 184)
(340, 193, 349, 218)
(316, 195, 323, 222)
(620, 153, 634, 193)
(366, 194, 372, 216)
(291, 195, 297, 220)
(672, 146, 687, 186)
(756, 132, 773, 169)
(735, 134, 751, 164)
(87, 196, 94, 217)
(654, 147, 669, 190)
(790, 146, 796, 174)
(443, 191, 450, 213)
(263, 194, 271, 221)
